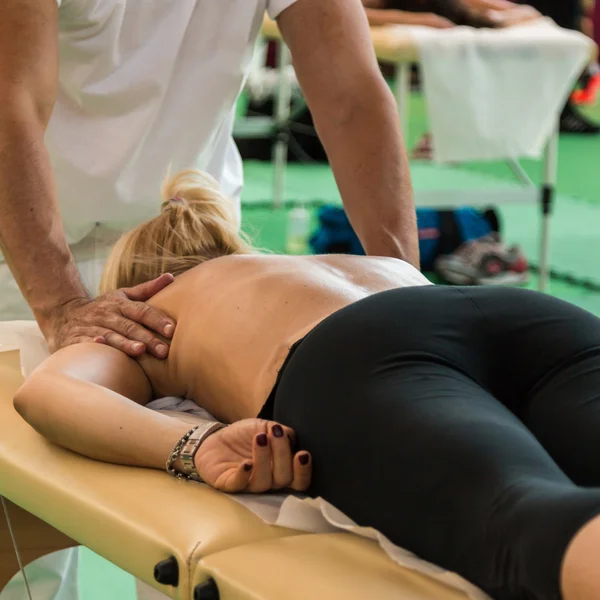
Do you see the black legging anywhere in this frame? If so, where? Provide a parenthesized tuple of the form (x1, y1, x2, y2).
(262, 286, 600, 600)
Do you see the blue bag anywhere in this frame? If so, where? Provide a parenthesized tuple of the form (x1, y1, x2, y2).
(310, 205, 498, 271)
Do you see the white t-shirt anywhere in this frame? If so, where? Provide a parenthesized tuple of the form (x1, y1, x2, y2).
(51, 0, 297, 245)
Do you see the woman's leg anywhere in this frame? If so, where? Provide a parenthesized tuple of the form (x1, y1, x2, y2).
(516, 349, 600, 487)
(460, 287, 600, 487)
(431, 286, 600, 487)
(460, 286, 600, 599)
(272, 287, 600, 600)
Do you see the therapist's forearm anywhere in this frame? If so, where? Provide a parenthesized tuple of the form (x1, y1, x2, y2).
(14, 372, 191, 470)
(0, 110, 87, 323)
(317, 85, 419, 266)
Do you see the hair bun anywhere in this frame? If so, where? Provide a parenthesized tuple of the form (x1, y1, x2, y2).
(161, 196, 189, 212)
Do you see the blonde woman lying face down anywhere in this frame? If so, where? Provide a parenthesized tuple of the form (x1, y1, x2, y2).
(14, 170, 600, 600)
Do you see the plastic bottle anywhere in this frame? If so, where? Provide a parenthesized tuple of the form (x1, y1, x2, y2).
(286, 206, 311, 255)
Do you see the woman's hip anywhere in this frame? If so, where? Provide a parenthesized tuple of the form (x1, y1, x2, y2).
(270, 284, 600, 418)
(272, 285, 490, 402)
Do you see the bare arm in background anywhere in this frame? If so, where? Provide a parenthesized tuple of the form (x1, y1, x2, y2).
(363, 7, 454, 28)
(460, 0, 542, 26)
(277, 0, 420, 267)
(361, 0, 541, 28)
(0, 0, 175, 358)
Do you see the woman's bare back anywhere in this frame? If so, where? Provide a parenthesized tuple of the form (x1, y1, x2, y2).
(137, 254, 430, 422)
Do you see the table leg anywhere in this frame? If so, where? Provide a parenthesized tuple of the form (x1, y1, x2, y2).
(1, 498, 76, 593)
(272, 42, 292, 210)
(394, 62, 411, 142)
(538, 122, 559, 293)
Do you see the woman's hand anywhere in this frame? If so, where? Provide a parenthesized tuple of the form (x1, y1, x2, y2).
(195, 419, 312, 494)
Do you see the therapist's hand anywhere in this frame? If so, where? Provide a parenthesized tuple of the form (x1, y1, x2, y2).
(44, 273, 176, 359)
(195, 419, 312, 494)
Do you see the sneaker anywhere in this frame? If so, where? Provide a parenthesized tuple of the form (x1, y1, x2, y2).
(560, 103, 600, 135)
(571, 72, 600, 106)
(434, 233, 529, 286)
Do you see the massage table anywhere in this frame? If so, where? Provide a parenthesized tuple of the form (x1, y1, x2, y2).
(0, 349, 472, 600)
(248, 18, 597, 294)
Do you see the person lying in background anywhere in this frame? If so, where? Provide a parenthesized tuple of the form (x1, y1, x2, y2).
(361, 0, 541, 29)
(365, 0, 598, 133)
(360, 0, 455, 28)
(361, 0, 545, 159)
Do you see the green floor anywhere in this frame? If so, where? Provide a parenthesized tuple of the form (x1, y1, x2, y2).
(78, 94, 600, 596)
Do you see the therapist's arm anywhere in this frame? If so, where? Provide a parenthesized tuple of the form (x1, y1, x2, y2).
(14, 344, 311, 492)
(0, 0, 175, 358)
(278, 0, 419, 267)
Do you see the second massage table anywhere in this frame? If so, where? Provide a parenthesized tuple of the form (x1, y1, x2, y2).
(251, 18, 597, 294)
(0, 348, 474, 600)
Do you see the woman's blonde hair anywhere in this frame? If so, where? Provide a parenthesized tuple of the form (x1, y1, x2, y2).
(100, 169, 253, 293)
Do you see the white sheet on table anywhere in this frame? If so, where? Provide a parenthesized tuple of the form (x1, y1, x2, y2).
(396, 19, 593, 163)
(0, 321, 490, 600)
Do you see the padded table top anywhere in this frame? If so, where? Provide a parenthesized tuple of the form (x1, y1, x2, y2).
(195, 533, 470, 600)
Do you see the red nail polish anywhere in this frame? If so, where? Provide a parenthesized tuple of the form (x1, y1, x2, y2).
(272, 425, 284, 438)
(243, 463, 252, 472)
(257, 433, 268, 447)
(299, 453, 310, 466)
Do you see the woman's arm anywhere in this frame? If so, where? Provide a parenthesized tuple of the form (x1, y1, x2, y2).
(13, 344, 312, 492)
(364, 8, 455, 28)
(13, 343, 189, 468)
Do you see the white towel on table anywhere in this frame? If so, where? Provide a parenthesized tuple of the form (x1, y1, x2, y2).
(1, 321, 490, 600)
(398, 19, 593, 163)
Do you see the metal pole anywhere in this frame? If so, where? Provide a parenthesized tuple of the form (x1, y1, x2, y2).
(538, 122, 559, 293)
(394, 62, 411, 142)
(1, 497, 33, 600)
(272, 43, 292, 209)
